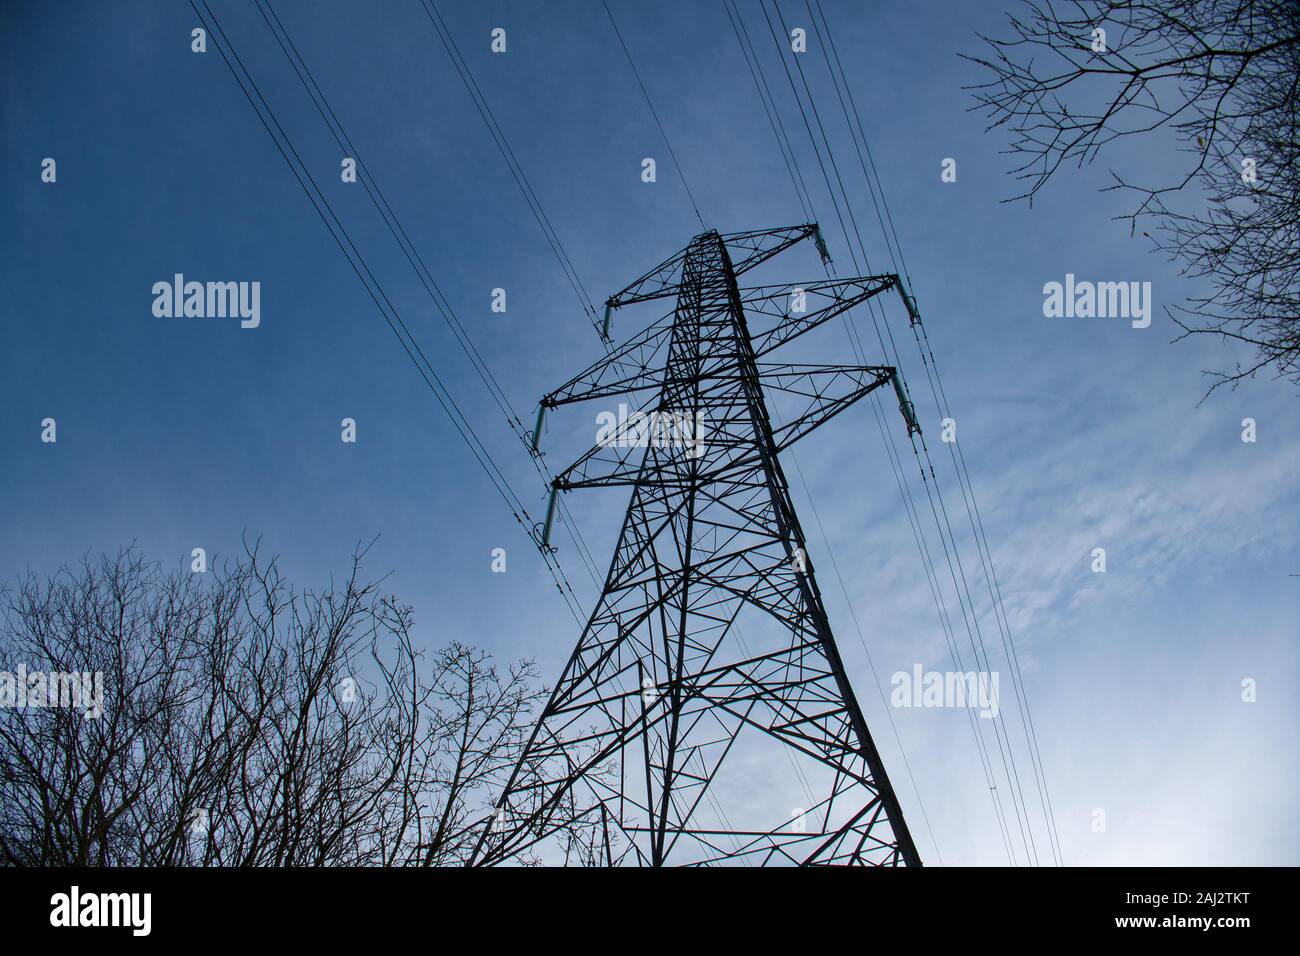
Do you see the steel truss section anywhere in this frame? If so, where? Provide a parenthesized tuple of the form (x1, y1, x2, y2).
(474, 226, 921, 867)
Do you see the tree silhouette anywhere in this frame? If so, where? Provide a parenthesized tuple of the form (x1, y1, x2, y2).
(966, 0, 1300, 395)
(0, 543, 592, 866)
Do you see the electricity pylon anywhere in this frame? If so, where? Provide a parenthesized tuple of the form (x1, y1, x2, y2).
(474, 225, 924, 866)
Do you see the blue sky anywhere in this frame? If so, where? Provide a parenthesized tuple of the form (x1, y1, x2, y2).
(2, 0, 1296, 865)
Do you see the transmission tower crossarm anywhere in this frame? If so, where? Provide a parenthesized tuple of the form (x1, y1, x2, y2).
(540, 311, 676, 409)
(741, 274, 900, 356)
(757, 363, 897, 452)
(541, 232, 877, 415)
(607, 248, 692, 308)
(547, 363, 893, 491)
(717, 223, 819, 275)
(609, 224, 818, 308)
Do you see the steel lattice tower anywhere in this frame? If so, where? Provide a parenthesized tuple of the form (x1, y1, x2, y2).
(474, 226, 924, 866)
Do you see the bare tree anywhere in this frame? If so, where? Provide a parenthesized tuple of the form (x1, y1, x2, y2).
(0, 543, 579, 866)
(966, 0, 1300, 395)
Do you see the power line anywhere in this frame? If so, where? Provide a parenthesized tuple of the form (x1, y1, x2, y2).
(750, 0, 1057, 864)
(767, 0, 1040, 863)
(266, 0, 613, 614)
(190, 0, 586, 625)
(255, 0, 607, 598)
(720, 0, 813, 223)
(716, 0, 950, 866)
(409, 0, 615, 587)
(601, 0, 706, 228)
(749, 0, 1023, 864)
(418, 0, 607, 342)
(738, 0, 1032, 864)
(809, 0, 1063, 865)
(256, 0, 525, 448)
(719, 0, 985, 866)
